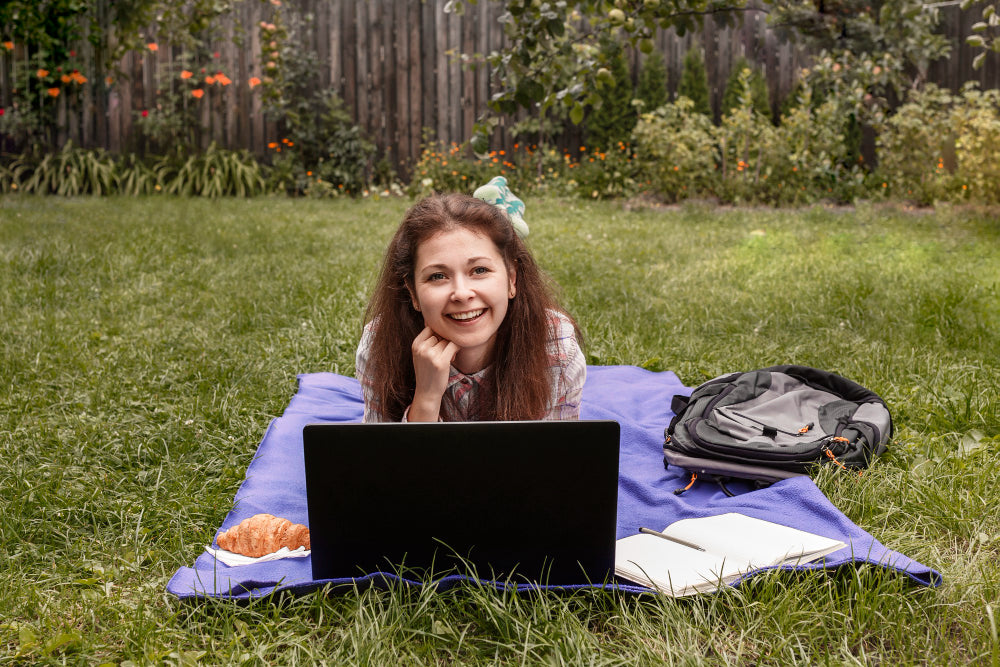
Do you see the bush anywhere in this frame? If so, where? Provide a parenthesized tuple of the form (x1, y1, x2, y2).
(715, 68, 779, 203)
(19, 141, 116, 195)
(773, 82, 861, 203)
(258, 8, 375, 195)
(632, 97, 718, 201)
(876, 84, 955, 205)
(407, 137, 496, 197)
(160, 143, 267, 197)
(569, 143, 637, 199)
(952, 84, 1000, 204)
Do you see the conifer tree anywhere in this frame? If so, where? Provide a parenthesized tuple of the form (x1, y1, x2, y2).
(721, 57, 772, 121)
(676, 48, 711, 117)
(636, 51, 669, 112)
(585, 38, 636, 150)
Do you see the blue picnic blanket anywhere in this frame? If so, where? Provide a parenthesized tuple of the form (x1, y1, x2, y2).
(167, 366, 941, 599)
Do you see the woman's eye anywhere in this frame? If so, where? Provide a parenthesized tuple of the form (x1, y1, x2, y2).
(427, 272, 446, 282)
(472, 266, 490, 275)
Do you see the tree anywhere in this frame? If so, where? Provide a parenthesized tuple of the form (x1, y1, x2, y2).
(676, 47, 711, 116)
(636, 49, 669, 111)
(451, 0, 748, 153)
(584, 38, 636, 150)
(720, 57, 771, 121)
(450, 0, 957, 152)
(961, 0, 1000, 70)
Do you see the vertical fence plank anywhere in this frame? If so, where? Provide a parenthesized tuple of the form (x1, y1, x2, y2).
(342, 0, 358, 128)
(407, 0, 422, 165)
(434, 2, 447, 143)
(329, 0, 342, 92)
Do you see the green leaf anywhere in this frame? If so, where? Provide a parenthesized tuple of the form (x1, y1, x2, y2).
(966, 35, 985, 47)
(973, 51, 987, 69)
(570, 103, 585, 124)
(42, 631, 82, 657)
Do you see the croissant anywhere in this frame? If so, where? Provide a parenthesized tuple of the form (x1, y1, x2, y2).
(215, 513, 311, 558)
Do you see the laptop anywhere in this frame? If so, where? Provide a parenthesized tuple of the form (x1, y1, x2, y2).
(302, 420, 620, 585)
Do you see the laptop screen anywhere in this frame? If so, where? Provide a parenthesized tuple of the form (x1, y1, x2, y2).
(303, 420, 620, 585)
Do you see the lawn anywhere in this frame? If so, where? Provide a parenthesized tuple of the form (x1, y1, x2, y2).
(1, 195, 998, 664)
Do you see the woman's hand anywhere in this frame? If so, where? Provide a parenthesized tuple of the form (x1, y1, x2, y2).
(408, 326, 459, 421)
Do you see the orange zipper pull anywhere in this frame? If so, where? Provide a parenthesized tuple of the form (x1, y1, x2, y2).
(824, 446, 863, 477)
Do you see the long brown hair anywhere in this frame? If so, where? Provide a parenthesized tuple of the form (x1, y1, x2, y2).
(362, 193, 578, 421)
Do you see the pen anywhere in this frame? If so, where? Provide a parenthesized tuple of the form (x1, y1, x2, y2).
(639, 526, 705, 551)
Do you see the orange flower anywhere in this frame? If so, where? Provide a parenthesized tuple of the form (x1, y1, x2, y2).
(180, 70, 194, 80)
(268, 142, 278, 149)
(147, 43, 159, 52)
(48, 87, 60, 97)
(2, 41, 13, 50)
(248, 76, 261, 88)
(216, 73, 231, 86)
(37, 68, 49, 78)
(205, 75, 217, 85)
(191, 88, 204, 99)
(61, 73, 72, 83)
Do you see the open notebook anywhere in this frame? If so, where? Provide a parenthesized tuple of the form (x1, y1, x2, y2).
(615, 512, 846, 596)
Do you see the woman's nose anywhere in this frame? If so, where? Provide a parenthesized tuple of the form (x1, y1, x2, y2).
(451, 276, 474, 300)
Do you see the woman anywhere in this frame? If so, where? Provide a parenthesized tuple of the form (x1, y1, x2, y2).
(356, 188, 585, 422)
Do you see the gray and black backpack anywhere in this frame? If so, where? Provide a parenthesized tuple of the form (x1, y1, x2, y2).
(663, 365, 892, 495)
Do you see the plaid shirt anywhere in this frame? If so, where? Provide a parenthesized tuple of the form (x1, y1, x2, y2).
(355, 309, 585, 422)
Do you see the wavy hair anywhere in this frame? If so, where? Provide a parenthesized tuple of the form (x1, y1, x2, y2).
(362, 193, 578, 421)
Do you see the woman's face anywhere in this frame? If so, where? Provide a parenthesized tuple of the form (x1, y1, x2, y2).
(410, 227, 515, 373)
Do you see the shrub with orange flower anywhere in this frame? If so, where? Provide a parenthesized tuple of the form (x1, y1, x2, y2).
(248, 77, 262, 89)
(191, 89, 204, 99)
(2, 41, 13, 50)
(180, 70, 194, 80)
(147, 43, 159, 52)
(37, 68, 49, 78)
(48, 87, 60, 97)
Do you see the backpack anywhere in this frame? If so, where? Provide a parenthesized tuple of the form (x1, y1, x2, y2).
(663, 365, 892, 496)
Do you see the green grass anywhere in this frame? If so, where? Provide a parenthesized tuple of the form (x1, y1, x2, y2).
(1, 195, 998, 664)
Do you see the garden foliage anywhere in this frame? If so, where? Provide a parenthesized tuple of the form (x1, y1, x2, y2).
(878, 83, 1000, 205)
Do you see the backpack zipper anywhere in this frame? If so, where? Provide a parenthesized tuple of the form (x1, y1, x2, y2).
(725, 409, 815, 438)
(682, 418, 853, 464)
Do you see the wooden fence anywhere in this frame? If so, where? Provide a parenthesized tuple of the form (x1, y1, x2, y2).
(1, 0, 998, 175)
